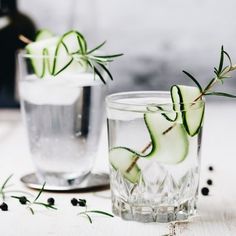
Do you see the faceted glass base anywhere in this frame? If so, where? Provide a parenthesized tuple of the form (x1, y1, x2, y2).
(112, 196, 197, 223)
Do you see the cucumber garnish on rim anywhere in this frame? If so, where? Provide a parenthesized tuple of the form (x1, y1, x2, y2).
(35, 29, 54, 41)
(110, 46, 236, 183)
(23, 30, 123, 82)
(171, 85, 205, 137)
(25, 37, 60, 78)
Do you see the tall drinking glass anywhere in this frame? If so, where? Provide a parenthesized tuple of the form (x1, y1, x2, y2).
(106, 91, 204, 223)
(18, 53, 106, 186)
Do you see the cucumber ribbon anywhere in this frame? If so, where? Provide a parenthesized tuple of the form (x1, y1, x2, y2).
(109, 85, 205, 183)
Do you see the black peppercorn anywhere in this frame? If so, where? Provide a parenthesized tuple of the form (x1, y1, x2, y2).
(0, 202, 8, 211)
(78, 199, 86, 207)
(207, 179, 213, 186)
(19, 196, 28, 205)
(71, 198, 78, 206)
(208, 166, 214, 171)
(201, 187, 209, 196)
(47, 198, 55, 205)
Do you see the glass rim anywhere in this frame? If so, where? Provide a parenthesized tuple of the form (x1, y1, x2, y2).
(18, 50, 61, 59)
(18, 49, 106, 59)
(106, 91, 205, 113)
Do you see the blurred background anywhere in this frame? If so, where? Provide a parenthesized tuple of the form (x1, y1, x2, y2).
(1, 0, 236, 107)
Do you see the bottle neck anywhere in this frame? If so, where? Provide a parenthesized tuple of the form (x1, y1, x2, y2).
(0, 0, 17, 15)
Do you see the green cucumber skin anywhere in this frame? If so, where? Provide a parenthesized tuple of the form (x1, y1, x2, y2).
(144, 113, 189, 163)
(27, 30, 88, 77)
(52, 43, 73, 76)
(182, 104, 205, 137)
(35, 29, 54, 41)
(109, 147, 141, 184)
(171, 85, 205, 137)
(52, 30, 87, 75)
(52, 38, 71, 75)
(26, 47, 45, 78)
(155, 105, 177, 122)
(109, 111, 189, 166)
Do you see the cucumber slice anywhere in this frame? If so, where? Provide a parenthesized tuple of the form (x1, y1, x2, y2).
(61, 30, 87, 54)
(35, 29, 54, 41)
(171, 85, 205, 136)
(26, 37, 59, 77)
(26, 30, 88, 77)
(144, 112, 189, 164)
(51, 42, 73, 75)
(52, 31, 87, 75)
(147, 105, 177, 122)
(109, 147, 141, 184)
(109, 112, 189, 182)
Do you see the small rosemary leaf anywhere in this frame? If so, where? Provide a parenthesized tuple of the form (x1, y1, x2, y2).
(87, 61, 96, 80)
(214, 67, 218, 75)
(205, 92, 236, 98)
(34, 182, 46, 202)
(214, 71, 218, 77)
(86, 210, 114, 218)
(11, 196, 22, 200)
(87, 41, 107, 54)
(95, 57, 114, 63)
(182, 70, 203, 92)
(82, 213, 93, 224)
(1, 174, 13, 191)
(221, 66, 230, 74)
(221, 75, 231, 79)
(29, 207, 34, 215)
(223, 50, 232, 67)
(34, 202, 57, 210)
(93, 53, 123, 59)
(77, 33, 87, 54)
(11, 195, 31, 203)
(97, 62, 113, 80)
(92, 57, 110, 62)
(94, 66, 106, 84)
(218, 46, 224, 72)
(95, 58, 114, 63)
(86, 214, 93, 224)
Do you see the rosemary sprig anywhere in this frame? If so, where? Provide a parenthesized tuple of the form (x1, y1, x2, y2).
(78, 210, 114, 224)
(126, 46, 236, 173)
(64, 32, 123, 83)
(0, 174, 33, 201)
(0, 174, 13, 200)
(11, 182, 57, 215)
(72, 43, 123, 84)
(76, 200, 113, 224)
(19, 32, 123, 84)
(183, 46, 236, 99)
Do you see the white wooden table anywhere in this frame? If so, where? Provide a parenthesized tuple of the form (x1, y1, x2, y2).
(0, 102, 236, 236)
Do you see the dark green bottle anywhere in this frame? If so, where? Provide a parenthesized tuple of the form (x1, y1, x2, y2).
(0, 0, 36, 108)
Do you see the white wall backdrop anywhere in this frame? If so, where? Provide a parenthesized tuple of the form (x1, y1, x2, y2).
(19, 0, 236, 94)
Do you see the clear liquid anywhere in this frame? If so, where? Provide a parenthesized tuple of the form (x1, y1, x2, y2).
(107, 97, 202, 222)
(20, 75, 105, 185)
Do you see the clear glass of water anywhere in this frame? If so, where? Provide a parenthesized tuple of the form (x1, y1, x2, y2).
(18, 53, 106, 186)
(106, 91, 204, 223)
